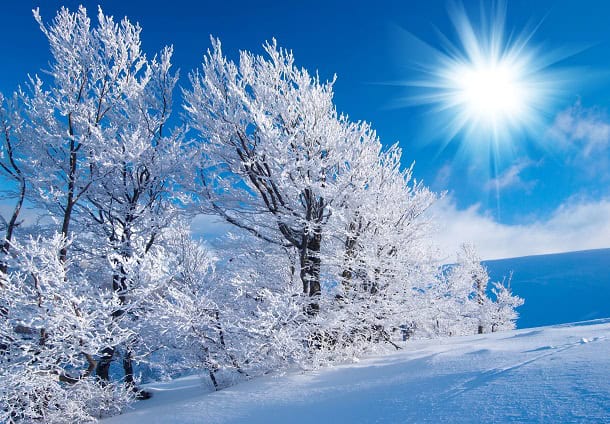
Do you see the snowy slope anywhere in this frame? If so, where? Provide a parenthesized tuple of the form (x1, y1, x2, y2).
(484, 248, 610, 328)
(105, 319, 610, 423)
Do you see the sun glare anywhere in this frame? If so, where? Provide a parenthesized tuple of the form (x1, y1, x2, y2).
(455, 61, 525, 125)
(396, 1, 571, 156)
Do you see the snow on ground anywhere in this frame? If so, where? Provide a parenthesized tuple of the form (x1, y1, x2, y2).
(105, 319, 610, 423)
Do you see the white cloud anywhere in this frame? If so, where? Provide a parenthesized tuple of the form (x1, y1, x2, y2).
(547, 101, 610, 156)
(546, 102, 610, 177)
(432, 163, 452, 190)
(484, 159, 535, 192)
(430, 195, 610, 261)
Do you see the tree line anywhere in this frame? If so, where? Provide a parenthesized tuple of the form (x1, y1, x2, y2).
(0, 6, 522, 423)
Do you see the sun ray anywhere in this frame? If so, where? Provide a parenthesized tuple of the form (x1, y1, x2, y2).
(394, 1, 574, 164)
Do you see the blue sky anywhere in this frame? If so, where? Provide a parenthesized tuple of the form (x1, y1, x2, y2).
(2, 0, 610, 259)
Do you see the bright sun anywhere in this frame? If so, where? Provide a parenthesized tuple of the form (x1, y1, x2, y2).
(396, 1, 569, 154)
(455, 61, 525, 125)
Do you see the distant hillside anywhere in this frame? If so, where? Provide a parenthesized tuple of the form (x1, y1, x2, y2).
(484, 248, 610, 329)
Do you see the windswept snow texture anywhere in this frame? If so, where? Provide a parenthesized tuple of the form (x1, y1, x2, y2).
(105, 319, 610, 424)
(484, 248, 610, 328)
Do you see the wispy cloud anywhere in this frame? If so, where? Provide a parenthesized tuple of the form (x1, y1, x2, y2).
(547, 101, 610, 156)
(484, 159, 536, 192)
(432, 163, 453, 191)
(430, 195, 610, 261)
(546, 101, 610, 178)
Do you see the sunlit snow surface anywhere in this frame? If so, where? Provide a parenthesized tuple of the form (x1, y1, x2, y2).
(105, 319, 610, 423)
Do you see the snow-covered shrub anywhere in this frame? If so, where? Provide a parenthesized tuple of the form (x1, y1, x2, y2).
(0, 235, 134, 423)
(427, 244, 523, 337)
(490, 278, 524, 332)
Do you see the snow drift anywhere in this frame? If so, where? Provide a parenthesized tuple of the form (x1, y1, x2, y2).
(105, 319, 610, 423)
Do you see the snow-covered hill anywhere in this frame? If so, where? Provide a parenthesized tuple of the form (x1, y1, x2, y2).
(105, 319, 610, 423)
(484, 248, 610, 328)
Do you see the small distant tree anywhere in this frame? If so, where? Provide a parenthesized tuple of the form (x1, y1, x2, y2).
(440, 244, 523, 336)
(489, 277, 524, 332)
(459, 244, 490, 334)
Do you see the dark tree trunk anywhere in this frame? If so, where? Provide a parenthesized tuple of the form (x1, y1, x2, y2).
(97, 228, 151, 399)
(340, 217, 362, 295)
(58, 198, 74, 263)
(96, 347, 114, 381)
(0, 113, 26, 274)
(300, 227, 322, 316)
(96, 271, 126, 382)
(208, 369, 219, 390)
(213, 310, 246, 375)
(124, 348, 151, 399)
(0, 177, 25, 275)
(123, 348, 134, 386)
(59, 128, 78, 264)
(475, 275, 486, 335)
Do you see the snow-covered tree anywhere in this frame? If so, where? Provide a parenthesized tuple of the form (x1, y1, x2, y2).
(129, 225, 232, 388)
(489, 277, 524, 332)
(184, 37, 453, 358)
(12, 6, 186, 391)
(0, 93, 27, 271)
(432, 244, 523, 336)
(144, 228, 223, 385)
(16, 5, 180, 256)
(184, 39, 385, 315)
(213, 234, 309, 373)
(317, 143, 438, 353)
(144, 226, 309, 386)
(79, 42, 183, 390)
(0, 235, 134, 423)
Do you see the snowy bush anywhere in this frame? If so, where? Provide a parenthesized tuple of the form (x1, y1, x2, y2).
(0, 235, 134, 423)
